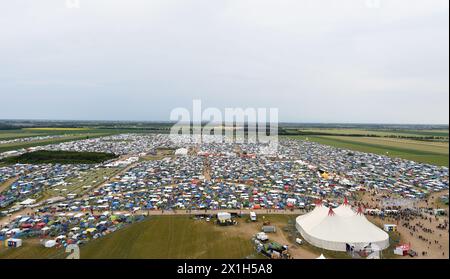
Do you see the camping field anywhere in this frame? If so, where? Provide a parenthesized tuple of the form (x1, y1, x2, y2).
(287, 135, 449, 167)
(0, 132, 113, 154)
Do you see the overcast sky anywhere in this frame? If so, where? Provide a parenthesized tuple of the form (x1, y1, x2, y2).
(0, 0, 448, 124)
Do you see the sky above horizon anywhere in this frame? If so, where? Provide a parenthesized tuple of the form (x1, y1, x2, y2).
(0, 0, 449, 124)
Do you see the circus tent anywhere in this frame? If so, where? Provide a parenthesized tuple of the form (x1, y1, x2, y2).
(295, 198, 390, 252)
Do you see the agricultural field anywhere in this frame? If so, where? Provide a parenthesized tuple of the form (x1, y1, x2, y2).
(23, 128, 91, 132)
(287, 128, 449, 139)
(287, 135, 449, 167)
(0, 128, 104, 140)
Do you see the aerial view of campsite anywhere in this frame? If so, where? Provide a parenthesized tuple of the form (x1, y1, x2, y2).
(0, 0, 448, 263)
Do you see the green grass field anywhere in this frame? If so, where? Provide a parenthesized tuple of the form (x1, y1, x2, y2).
(0, 216, 257, 259)
(0, 241, 66, 259)
(80, 216, 255, 259)
(294, 128, 449, 138)
(287, 135, 449, 167)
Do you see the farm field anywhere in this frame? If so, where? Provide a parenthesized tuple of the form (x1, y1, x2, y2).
(23, 128, 91, 132)
(0, 128, 103, 139)
(288, 135, 449, 167)
(292, 128, 449, 138)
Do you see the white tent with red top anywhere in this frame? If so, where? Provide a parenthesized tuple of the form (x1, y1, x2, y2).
(295, 198, 389, 252)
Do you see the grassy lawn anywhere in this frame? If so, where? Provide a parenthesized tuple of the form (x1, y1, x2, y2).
(79, 216, 255, 259)
(287, 135, 449, 167)
(0, 241, 66, 259)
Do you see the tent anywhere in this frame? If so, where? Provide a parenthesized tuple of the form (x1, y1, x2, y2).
(44, 240, 57, 248)
(175, 148, 188, 156)
(316, 254, 326, 259)
(6, 238, 22, 248)
(217, 212, 231, 222)
(295, 201, 389, 252)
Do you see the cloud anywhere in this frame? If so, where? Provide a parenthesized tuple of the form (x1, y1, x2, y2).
(0, 0, 448, 124)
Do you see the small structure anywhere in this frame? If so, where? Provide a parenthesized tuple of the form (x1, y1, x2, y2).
(44, 240, 57, 248)
(6, 238, 22, 248)
(19, 199, 36, 206)
(383, 224, 397, 232)
(262, 226, 276, 233)
(256, 232, 269, 242)
(434, 209, 447, 216)
(394, 244, 411, 256)
(175, 148, 188, 156)
(217, 212, 231, 222)
(217, 212, 235, 226)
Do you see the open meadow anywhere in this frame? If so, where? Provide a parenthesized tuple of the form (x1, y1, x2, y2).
(287, 135, 449, 166)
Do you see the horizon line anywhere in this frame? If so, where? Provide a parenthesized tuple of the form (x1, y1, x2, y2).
(0, 118, 448, 127)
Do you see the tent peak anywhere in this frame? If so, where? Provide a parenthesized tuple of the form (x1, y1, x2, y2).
(357, 205, 364, 215)
(328, 207, 335, 216)
(343, 197, 349, 206)
(315, 199, 323, 207)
